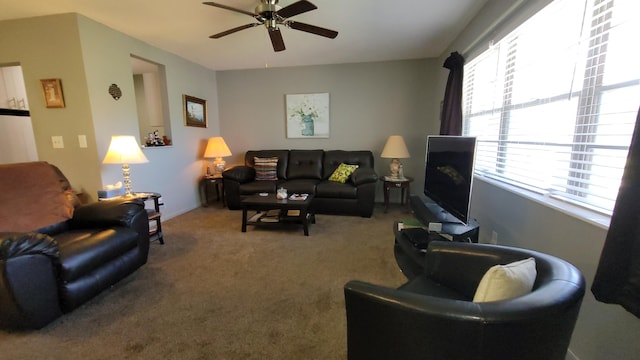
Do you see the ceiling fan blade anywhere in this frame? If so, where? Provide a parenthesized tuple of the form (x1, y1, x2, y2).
(210, 23, 259, 39)
(268, 28, 286, 52)
(202, 2, 256, 17)
(288, 21, 338, 39)
(277, 0, 317, 19)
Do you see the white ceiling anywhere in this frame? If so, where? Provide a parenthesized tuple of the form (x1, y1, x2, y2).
(0, 0, 487, 71)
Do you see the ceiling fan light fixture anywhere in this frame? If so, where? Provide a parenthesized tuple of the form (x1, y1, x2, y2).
(265, 18, 278, 30)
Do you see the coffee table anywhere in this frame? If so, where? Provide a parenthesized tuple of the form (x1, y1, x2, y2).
(240, 193, 315, 236)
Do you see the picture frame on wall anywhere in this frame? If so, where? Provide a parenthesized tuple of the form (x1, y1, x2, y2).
(285, 93, 330, 138)
(183, 95, 207, 128)
(40, 79, 65, 108)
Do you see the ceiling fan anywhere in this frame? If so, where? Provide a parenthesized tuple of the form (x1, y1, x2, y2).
(203, 0, 338, 52)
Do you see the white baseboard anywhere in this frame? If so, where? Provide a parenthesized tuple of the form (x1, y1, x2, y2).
(566, 348, 579, 360)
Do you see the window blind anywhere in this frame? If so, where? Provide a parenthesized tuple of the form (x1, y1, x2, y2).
(463, 0, 640, 215)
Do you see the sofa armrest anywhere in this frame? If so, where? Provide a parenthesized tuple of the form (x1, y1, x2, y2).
(351, 167, 377, 186)
(0, 232, 59, 260)
(69, 198, 145, 228)
(222, 165, 255, 184)
(69, 198, 149, 244)
(0, 232, 62, 329)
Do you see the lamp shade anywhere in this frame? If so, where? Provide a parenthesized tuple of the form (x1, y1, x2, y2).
(204, 137, 232, 158)
(381, 135, 410, 159)
(102, 135, 149, 164)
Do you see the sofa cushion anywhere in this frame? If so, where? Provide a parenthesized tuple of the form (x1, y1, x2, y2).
(254, 157, 279, 181)
(55, 227, 139, 283)
(473, 257, 537, 302)
(239, 181, 278, 195)
(316, 180, 358, 199)
(329, 163, 359, 183)
(323, 150, 374, 179)
(281, 179, 319, 195)
(287, 150, 323, 180)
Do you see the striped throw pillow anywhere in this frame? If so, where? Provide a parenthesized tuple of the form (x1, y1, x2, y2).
(254, 157, 278, 181)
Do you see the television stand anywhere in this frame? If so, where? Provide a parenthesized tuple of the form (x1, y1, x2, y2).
(393, 195, 479, 279)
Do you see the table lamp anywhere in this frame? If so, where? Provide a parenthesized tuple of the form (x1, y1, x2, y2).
(204, 136, 232, 175)
(102, 135, 149, 196)
(381, 135, 410, 179)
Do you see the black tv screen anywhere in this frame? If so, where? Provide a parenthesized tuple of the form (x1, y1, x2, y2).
(423, 136, 477, 224)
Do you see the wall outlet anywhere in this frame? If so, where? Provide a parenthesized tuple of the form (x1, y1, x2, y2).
(490, 230, 499, 245)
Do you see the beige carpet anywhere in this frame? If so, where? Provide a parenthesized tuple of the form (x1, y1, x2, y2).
(0, 204, 409, 359)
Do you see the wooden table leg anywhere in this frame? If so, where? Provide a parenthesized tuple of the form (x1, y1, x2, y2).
(383, 182, 390, 213)
(242, 208, 248, 232)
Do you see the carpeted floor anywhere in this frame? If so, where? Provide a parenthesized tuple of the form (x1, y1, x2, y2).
(0, 203, 409, 359)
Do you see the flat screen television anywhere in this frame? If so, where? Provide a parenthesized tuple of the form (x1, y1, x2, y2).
(423, 135, 477, 225)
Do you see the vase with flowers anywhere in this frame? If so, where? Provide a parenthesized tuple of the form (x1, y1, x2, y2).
(290, 97, 319, 136)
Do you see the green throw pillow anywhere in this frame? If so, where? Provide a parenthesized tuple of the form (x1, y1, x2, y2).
(329, 163, 359, 183)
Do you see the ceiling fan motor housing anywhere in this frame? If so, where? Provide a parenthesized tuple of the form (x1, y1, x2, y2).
(256, 1, 281, 18)
(256, 0, 281, 30)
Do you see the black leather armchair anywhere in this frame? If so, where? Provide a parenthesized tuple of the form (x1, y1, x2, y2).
(0, 162, 150, 330)
(344, 242, 585, 360)
(0, 198, 149, 329)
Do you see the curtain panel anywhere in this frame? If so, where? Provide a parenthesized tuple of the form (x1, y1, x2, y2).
(591, 106, 640, 318)
(439, 51, 465, 136)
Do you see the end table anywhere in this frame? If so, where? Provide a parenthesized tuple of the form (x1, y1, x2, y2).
(131, 192, 164, 245)
(200, 175, 225, 207)
(382, 176, 413, 213)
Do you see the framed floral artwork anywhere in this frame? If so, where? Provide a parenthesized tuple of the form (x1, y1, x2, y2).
(183, 95, 207, 128)
(285, 93, 330, 138)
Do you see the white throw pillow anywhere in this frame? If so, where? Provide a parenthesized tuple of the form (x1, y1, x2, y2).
(473, 257, 537, 303)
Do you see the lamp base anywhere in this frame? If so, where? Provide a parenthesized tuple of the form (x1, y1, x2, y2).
(389, 158, 401, 178)
(122, 163, 133, 196)
(212, 158, 226, 175)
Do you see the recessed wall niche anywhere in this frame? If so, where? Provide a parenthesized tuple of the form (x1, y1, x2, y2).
(130, 55, 172, 146)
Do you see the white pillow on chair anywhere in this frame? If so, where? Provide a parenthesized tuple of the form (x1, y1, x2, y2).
(473, 257, 537, 303)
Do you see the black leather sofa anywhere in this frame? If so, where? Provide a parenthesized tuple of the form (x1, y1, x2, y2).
(0, 162, 150, 329)
(344, 241, 586, 360)
(223, 150, 378, 217)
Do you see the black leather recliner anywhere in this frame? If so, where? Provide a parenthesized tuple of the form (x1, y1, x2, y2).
(344, 241, 586, 360)
(0, 163, 149, 330)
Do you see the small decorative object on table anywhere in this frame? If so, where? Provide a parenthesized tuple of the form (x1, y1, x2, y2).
(277, 187, 288, 200)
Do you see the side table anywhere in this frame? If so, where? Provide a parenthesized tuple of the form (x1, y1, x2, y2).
(200, 175, 225, 207)
(382, 176, 413, 213)
(131, 192, 164, 245)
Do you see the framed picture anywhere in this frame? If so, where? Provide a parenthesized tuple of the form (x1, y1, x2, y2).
(40, 79, 65, 108)
(183, 95, 207, 128)
(286, 93, 330, 138)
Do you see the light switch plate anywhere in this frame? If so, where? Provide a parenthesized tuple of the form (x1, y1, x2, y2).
(51, 136, 64, 149)
(78, 135, 87, 148)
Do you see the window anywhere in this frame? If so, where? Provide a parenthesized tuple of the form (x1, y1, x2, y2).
(463, 0, 640, 215)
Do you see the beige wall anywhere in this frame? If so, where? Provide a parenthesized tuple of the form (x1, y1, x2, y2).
(0, 14, 101, 194)
(436, 0, 640, 359)
(0, 13, 221, 218)
(217, 59, 440, 201)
